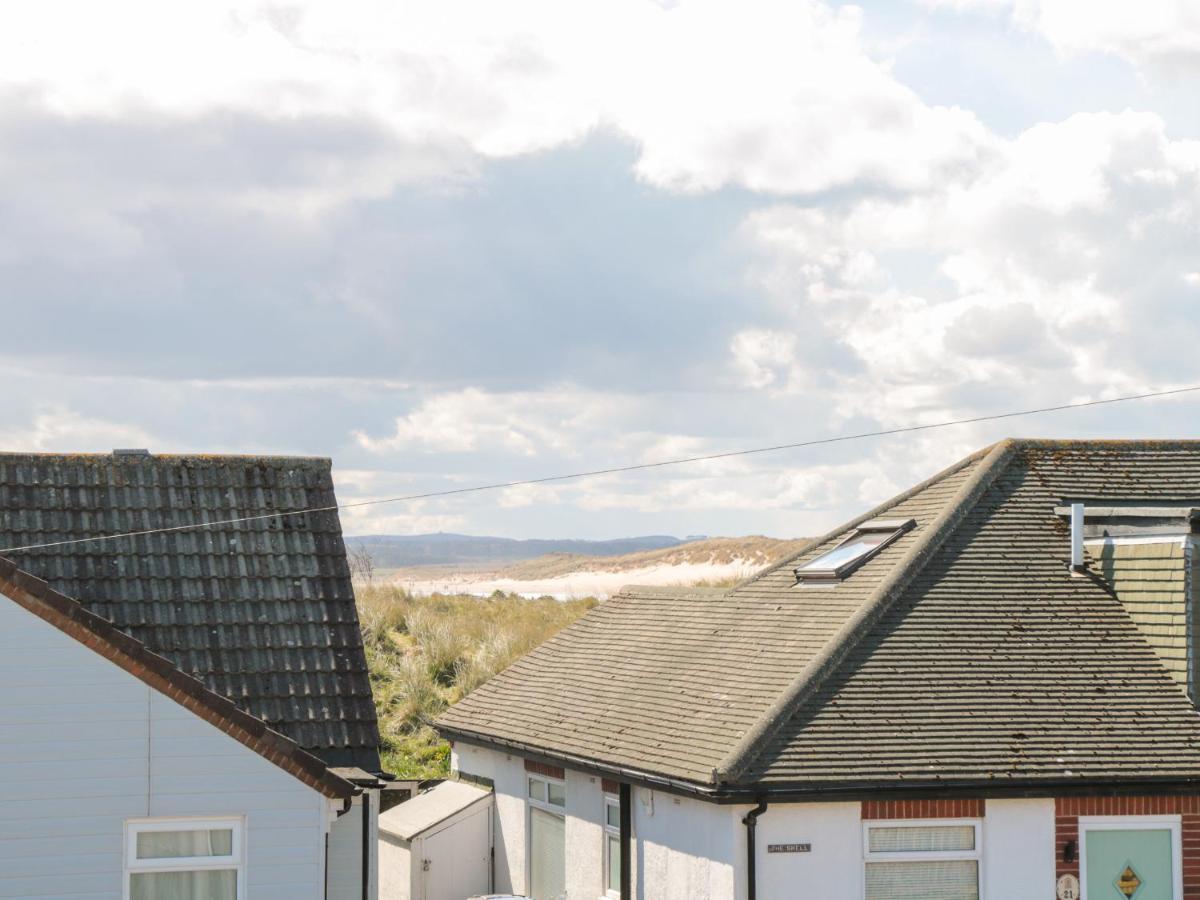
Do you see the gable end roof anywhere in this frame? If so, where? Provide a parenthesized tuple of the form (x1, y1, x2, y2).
(0, 555, 356, 800)
(0, 452, 380, 770)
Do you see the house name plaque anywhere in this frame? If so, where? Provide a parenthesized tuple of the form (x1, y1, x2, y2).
(767, 843, 812, 853)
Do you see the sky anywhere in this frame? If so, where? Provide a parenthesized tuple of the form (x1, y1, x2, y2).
(2, 0, 1199, 540)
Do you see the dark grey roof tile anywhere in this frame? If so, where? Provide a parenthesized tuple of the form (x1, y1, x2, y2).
(0, 452, 380, 771)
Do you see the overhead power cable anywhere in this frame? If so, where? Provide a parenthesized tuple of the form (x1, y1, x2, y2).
(2, 383, 1198, 554)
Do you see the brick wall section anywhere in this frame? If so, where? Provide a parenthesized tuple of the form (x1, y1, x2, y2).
(602, 778, 620, 794)
(524, 759, 565, 780)
(1055, 796, 1200, 897)
(862, 799, 985, 819)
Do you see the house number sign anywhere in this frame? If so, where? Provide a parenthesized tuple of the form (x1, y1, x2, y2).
(767, 843, 811, 853)
(1056, 874, 1080, 900)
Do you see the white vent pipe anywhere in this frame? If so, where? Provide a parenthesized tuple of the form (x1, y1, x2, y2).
(1070, 502, 1085, 571)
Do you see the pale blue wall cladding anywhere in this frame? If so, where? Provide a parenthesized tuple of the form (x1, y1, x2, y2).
(0, 594, 332, 900)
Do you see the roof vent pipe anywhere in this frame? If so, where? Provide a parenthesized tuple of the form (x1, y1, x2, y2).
(1070, 502, 1086, 573)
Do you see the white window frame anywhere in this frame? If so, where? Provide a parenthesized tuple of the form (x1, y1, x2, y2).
(861, 818, 983, 900)
(1077, 815, 1183, 900)
(526, 774, 567, 896)
(124, 816, 245, 900)
(602, 792, 620, 899)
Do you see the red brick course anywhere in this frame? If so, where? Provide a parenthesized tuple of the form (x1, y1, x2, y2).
(862, 799, 985, 819)
(1055, 796, 1200, 898)
(524, 759, 566, 780)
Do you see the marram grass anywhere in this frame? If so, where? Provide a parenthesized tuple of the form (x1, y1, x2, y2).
(356, 584, 596, 778)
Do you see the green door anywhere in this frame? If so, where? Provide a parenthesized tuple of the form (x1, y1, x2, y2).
(1085, 828, 1175, 900)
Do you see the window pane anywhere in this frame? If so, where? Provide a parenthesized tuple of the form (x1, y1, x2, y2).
(547, 781, 566, 808)
(606, 802, 621, 829)
(606, 833, 621, 891)
(865, 860, 978, 900)
(800, 533, 888, 571)
(869, 825, 975, 853)
(528, 779, 546, 803)
(136, 829, 234, 860)
(529, 807, 566, 900)
(130, 869, 237, 900)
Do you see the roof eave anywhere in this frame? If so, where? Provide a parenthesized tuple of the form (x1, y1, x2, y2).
(439, 727, 1200, 805)
(437, 725, 723, 798)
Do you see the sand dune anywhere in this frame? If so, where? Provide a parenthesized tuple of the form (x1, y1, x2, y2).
(385, 536, 808, 599)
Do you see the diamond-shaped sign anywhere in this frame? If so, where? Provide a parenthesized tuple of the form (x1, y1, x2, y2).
(1114, 863, 1142, 899)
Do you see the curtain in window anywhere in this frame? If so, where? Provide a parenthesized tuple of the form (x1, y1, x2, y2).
(130, 870, 237, 900)
(865, 860, 979, 900)
(868, 826, 975, 853)
(137, 829, 234, 860)
(529, 807, 566, 900)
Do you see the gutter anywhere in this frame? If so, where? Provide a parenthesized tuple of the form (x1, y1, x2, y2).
(441, 728, 715, 798)
(742, 799, 768, 900)
(444, 730, 1200, 805)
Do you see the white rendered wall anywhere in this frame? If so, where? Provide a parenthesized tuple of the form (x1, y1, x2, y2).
(451, 745, 741, 900)
(452, 742, 1058, 900)
(563, 768, 606, 898)
(750, 801, 863, 900)
(983, 798, 1055, 899)
(0, 594, 331, 900)
(378, 829, 411, 900)
(452, 743, 528, 893)
(636, 790, 739, 900)
(329, 792, 381, 900)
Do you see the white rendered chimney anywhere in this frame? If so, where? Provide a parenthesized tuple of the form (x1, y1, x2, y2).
(1070, 502, 1086, 572)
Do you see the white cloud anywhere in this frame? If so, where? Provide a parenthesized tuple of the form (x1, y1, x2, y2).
(928, 0, 1200, 72)
(733, 110, 1200, 425)
(353, 387, 627, 456)
(0, 407, 157, 452)
(0, 0, 992, 199)
(731, 329, 801, 390)
(496, 483, 565, 509)
(338, 506, 467, 536)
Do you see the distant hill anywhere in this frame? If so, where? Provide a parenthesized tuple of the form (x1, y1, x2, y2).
(343, 532, 693, 568)
(378, 535, 809, 599)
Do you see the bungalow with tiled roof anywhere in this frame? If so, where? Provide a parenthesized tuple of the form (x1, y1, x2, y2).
(0, 451, 384, 900)
(438, 439, 1200, 900)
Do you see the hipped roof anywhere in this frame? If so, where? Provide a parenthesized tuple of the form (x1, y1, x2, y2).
(438, 440, 1200, 796)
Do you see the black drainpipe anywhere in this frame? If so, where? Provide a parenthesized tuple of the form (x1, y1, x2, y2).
(361, 792, 371, 900)
(619, 782, 632, 900)
(742, 799, 768, 900)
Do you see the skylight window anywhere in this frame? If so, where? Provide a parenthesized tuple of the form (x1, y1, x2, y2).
(795, 518, 915, 583)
